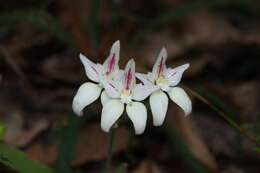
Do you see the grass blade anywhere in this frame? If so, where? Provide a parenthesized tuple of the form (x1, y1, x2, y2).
(0, 143, 53, 173)
(54, 114, 86, 173)
(182, 84, 260, 147)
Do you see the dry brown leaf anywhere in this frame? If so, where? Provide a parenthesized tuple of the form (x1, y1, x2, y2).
(25, 122, 129, 166)
(167, 104, 219, 172)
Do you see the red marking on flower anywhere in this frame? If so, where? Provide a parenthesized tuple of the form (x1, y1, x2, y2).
(109, 82, 116, 89)
(125, 68, 132, 90)
(91, 66, 98, 75)
(170, 72, 176, 77)
(106, 53, 116, 75)
(146, 78, 153, 83)
(158, 57, 165, 77)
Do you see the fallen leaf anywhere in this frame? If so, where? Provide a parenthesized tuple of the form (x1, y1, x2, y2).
(25, 122, 129, 166)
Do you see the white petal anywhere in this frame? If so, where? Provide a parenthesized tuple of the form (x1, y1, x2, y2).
(168, 87, 192, 116)
(113, 69, 124, 82)
(149, 90, 168, 126)
(79, 53, 100, 82)
(135, 72, 155, 85)
(101, 79, 121, 98)
(152, 47, 167, 78)
(72, 82, 102, 116)
(132, 84, 159, 101)
(123, 59, 136, 90)
(110, 40, 120, 59)
(101, 91, 112, 106)
(102, 40, 120, 76)
(126, 102, 147, 135)
(165, 63, 190, 86)
(101, 99, 124, 132)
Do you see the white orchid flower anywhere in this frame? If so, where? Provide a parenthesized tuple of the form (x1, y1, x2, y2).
(72, 40, 120, 116)
(136, 47, 192, 126)
(101, 59, 158, 135)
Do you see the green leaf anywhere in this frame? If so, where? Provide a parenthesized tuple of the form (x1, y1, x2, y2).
(183, 84, 260, 147)
(0, 124, 7, 141)
(0, 143, 53, 173)
(54, 114, 87, 173)
(254, 148, 260, 152)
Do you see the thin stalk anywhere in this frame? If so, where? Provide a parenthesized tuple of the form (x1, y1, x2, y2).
(182, 85, 260, 147)
(105, 128, 115, 173)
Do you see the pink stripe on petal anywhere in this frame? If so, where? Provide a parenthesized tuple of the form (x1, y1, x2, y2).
(157, 57, 165, 77)
(91, 66, 98, 75)
(109, 82, 116, 89)
(170, 71, 176, 77)
(106, 53, 116, 75)
(146, 78, 153, 83)
(125, 68, 132, 90)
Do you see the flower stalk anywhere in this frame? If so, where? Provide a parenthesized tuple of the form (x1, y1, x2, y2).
(105, 128, 115, 173)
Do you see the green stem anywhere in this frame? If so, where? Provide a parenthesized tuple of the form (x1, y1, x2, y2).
(182, 85, 260, 147)
(105, 128, 115, 173)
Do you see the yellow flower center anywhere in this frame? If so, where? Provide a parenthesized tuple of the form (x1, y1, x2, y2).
(156, 76, 167, 86)
(122, 89, 131, 97)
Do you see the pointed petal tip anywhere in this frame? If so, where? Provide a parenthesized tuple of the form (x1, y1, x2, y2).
(79, 53, 90, 64)
(128, 58, 135, 65)
(79, 53, 85, 60)
(125, 59, 135, 72)
(111, 40, 120, 50)
(114, 40, 120, 44)
(161, 47, 167, 57)
(183, 63, 190, 69)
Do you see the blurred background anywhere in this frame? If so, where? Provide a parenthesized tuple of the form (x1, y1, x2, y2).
(0, 0, 260, 173)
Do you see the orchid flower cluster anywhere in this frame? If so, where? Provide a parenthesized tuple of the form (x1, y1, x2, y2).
(72, 40, 192, 135)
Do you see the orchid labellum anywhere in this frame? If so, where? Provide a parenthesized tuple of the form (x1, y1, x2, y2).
(136, 47, 192, 126)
